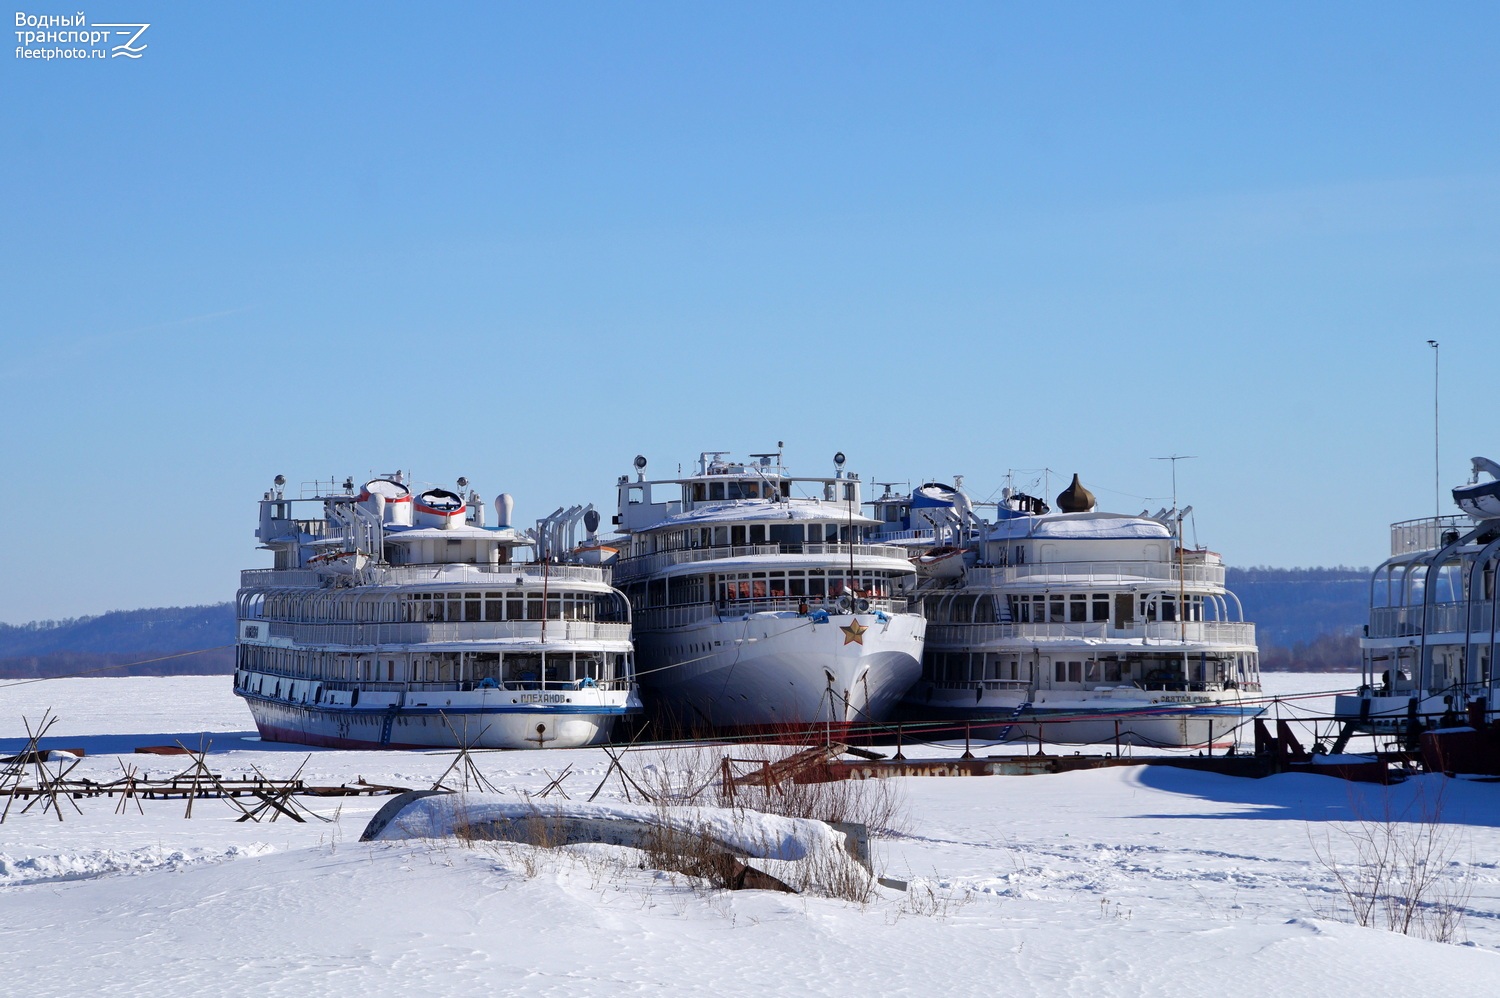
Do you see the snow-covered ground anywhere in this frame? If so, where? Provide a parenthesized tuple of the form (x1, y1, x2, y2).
(3, 673, 1498, 995)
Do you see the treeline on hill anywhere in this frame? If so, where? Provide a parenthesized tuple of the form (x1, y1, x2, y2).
(0, 568, 1375, 678)
(1225, 566, 1368, 672)
(0, 604, 235, 679)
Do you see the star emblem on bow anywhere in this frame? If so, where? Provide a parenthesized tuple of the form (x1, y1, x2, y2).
(840, 619, 868, 646)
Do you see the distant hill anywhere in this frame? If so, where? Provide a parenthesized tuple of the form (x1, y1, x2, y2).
(1226, 566, 1368, 672)
(0, 604, 235, 679)
(0, 568, 1376, 678)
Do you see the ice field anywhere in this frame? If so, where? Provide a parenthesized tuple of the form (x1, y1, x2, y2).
(2, 673, 1498, 996)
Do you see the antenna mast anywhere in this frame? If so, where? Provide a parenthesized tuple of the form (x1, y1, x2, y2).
(1153, 455, 1197, 648)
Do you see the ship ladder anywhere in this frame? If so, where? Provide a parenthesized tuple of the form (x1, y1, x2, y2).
(380, 708, 399, 747)
(996, 701, 1033, 742)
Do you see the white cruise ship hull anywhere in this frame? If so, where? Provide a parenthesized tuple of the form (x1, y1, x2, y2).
(636, 610, 924, 735)
(902, 685, 1263, 749)
(235, 672, 638, 750)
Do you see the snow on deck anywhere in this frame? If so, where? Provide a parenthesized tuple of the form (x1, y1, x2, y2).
(988, 511, 1174, 540)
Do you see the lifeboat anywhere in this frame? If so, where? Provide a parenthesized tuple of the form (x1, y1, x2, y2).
(573, 508, 616, 564)
(308, 548, 368, 575)
(573, 543, 620, 566)
(911, 545, 972, 579)
(1453, 457, 1500, 521)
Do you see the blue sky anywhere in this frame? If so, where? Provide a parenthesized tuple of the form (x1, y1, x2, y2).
(2, 2, 1497, 623)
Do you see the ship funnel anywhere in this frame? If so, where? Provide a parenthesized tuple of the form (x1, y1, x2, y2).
(495, 493, 515, 529)
(415, 488, 466, 529)
(361, 478, 412, 526)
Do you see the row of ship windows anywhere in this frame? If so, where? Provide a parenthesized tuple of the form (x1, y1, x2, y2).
(625, 479, 858, 505)
(642, 522, 859, 555)
(249, 591, 623, 624)
(925, 652, 1256, 685)
(239, 644, 630, 685)
(632, 571, 897, 608)
(1010, 593, 1206, 624)
(932, 593, 1208, 625)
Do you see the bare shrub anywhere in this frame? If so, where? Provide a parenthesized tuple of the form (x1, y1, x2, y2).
(638, 811, 753, 892)
(717, 771, 909, 837)
(700, 744, 909, 836)
(628, 744, 723, 803)
(781, 834, 877, 904)
(617, 742, 908, 836)
(1309, 781, 1473, 943)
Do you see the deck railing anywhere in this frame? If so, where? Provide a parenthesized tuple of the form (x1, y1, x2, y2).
(926, 679, 1033, 693)
(240, 562, 608, 590)
(1367, 601, 1498, 639)
(1389, 515, 1472, 556)
(964, 561, 1227, 588)
(614, 542, 914, 580)
(925, 620, 1256, 647)
(258, 619, 632, 646)
(631, 597, 912, 632)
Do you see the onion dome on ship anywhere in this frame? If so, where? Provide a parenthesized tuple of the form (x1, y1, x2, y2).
(1056, 474, 1096, 513)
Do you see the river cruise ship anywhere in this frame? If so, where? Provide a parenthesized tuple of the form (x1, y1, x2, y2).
(610, 449, 925, 735)
(234, 473, 640, 749)
(1335, 457, 1500, 757)
(903, 474, 1263, 748)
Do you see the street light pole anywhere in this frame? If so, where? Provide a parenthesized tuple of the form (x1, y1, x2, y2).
(1428, 340, 1440, 520)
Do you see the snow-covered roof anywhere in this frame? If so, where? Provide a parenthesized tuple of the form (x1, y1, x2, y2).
(649, 499, 879, 529)
(987, 511, 1173, 541)
(383, 525, 525, 544)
